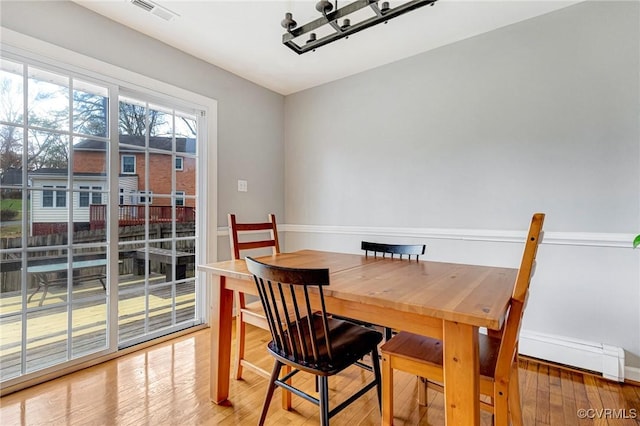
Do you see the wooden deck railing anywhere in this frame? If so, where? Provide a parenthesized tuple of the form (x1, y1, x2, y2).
(90, 204, 195, 230)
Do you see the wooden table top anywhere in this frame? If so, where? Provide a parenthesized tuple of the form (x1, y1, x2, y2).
(199, 249, 516, 330)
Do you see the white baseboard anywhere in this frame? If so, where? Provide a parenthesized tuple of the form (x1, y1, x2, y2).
(519, 330, 626, 382)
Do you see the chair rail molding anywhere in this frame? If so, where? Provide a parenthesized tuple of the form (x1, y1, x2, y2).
(265, 224, 633, 248)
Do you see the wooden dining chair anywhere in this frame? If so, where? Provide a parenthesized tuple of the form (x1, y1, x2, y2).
(245, 256, 383, 426)
(228, 213, 280, 380)
(380, 213, 545, 426)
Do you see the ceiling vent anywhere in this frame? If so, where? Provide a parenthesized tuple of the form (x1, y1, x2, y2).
(130, 0, 179, 21)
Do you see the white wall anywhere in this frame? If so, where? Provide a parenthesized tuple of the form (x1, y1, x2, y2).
(283, 1, 640, 377)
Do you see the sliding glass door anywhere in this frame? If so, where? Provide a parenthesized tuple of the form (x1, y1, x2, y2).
(0, 54, 203, 386)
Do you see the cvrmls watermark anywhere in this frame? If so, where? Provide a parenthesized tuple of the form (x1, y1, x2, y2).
(577, 408, 637, 419)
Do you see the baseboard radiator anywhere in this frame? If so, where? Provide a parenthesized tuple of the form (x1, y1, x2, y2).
(518, 330, 632, 382)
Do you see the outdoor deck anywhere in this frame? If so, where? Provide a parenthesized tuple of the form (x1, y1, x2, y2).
(0, 273, 197, 381)
(89, 204, 196, 230)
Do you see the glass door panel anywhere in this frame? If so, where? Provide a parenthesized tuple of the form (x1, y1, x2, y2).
(0, 59, 113, 383)
(117, 95, 198, 348)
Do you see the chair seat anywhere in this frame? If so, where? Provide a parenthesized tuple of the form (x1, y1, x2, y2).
(268, 313, 383, 376)
(380, 331, 501, 380)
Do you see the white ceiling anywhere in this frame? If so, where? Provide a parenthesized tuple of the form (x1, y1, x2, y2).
(73, 0, 582, 95)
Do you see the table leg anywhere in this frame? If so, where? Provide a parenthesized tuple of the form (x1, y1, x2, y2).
(134, 259, 145, 276)
(210, 274, 234, 405)
(442, 321, 480, 426)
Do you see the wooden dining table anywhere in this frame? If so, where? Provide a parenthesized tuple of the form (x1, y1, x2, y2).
(198, 249, 517, 425)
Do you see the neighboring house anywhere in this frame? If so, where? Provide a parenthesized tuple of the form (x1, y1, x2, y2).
(74, 135, 196, 209)
(28, 136, 196, 236)
(29, 168, 106, 235)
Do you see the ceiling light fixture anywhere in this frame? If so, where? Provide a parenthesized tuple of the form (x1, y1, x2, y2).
(280, 0, 439, 55)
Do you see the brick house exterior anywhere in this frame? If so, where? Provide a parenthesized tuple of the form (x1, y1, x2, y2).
(28, 136, 196, 235)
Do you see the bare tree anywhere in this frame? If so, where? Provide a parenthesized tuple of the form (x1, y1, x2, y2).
(0, 77, 24, 174)
(119, 102, 164, 136)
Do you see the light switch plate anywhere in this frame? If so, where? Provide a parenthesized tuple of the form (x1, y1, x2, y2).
(237, 180, 248, 192)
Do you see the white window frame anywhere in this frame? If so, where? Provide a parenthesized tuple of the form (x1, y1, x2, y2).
(175, 190, 185, 206)
(79, 186, 102, 207)
(138, 190, 153, 205)
(43, 185, 67, 208)
(55, 186, 66, 208)
(121, 155, 136, 174)
(175, 156, 184, 171)
(91, 186, 102, 204)
(42, 186, 54, 208)
(79, 186, 90, 207)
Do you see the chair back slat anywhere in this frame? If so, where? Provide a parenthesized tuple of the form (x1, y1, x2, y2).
(228, 213, 280, 260)
(247, 257, 333, 366)
(512, 213, 544, 303)
(361, 241, 426, 261)
(495, 213, 545, 379)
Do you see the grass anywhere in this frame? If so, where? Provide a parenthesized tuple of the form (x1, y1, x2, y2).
(1, 198, 22, 216)
(0, 198, 24, 238)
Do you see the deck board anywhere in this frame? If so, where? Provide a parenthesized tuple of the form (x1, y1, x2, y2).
(0, 273, 197, 381)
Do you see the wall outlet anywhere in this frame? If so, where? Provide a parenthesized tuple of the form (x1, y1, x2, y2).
(237, 179, 248, 192)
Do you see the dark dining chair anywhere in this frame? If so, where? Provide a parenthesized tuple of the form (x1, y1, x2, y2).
(380, 213, 545, 426)
(356, 241, 426, 340)
(361, 241, 426, 261)
(246, 256, 383, 426)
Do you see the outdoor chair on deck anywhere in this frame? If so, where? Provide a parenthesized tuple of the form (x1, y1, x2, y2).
(246, 256, 383, 426)
(380, 213, 545, 426)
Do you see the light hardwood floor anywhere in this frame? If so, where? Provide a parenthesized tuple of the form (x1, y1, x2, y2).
(1, 325, 638, 425)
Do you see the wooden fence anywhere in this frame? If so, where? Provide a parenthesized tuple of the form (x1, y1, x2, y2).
(0, 223, 196, 293)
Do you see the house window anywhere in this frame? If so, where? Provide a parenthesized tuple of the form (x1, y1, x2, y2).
(121, 155, 136, 174)
(43, 185, 66, 208)
(55, 186, 66, 207)
(138, 190, 153, 205)
(175, 191, 185, 206)
(43, 186, 54, 207)
(91, 186, 102, 204)
(79, 186, 102, 207)
(175, 156, 184, 171)
(79, 186, 90, 207)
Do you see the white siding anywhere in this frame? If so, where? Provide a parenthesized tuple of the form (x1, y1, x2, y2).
(119, 175, 138, 205)
(30, 175, 108, 224)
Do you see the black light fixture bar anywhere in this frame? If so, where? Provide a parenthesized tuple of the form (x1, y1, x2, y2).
(282, 0, 438, 55)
